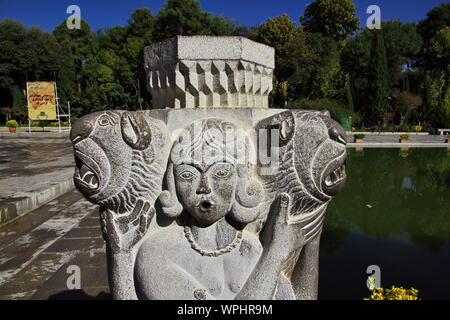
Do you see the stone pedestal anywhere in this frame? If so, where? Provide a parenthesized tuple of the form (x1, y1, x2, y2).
(144, 36, 274, 109)
(70, 36, 347, 300)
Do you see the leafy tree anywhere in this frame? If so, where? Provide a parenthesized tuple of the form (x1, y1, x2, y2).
(416, 4, 450, 128)
(0, 19, 26, 90)
(340, 31, 372, 112)
(391, 91, 423, 127)
(153, 0, 232, 42)
(251, 14, 300, 100)
(230, 23, 254, 37)
(283, 31, 340, 101)
(422, 74, 434, 122)
(300, 0, 359, 40)
(381, 20, 422, 88)
(123, 9, 156, 109)
(346, 83, 354, 112)
(96, 26, 128, 54)
(417, 3, 450, 53)
(429, 27, 450, 102)
(127, 8, 154, 40)
(53, 19, 96, 92)
(366, 30, 389, 125)
(401, 73, 410, 92)
(417, 4, 450, 98)
(341, 20, 421, 120)
(55, 39, 77, 106)
(252, 14, 298, 55)
(77, 52, 133, 113)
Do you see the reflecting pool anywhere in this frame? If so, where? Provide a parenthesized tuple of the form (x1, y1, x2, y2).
(319, 148, 450, 300)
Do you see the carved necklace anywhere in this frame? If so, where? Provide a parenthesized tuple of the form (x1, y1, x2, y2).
(184, 226, 243, 257)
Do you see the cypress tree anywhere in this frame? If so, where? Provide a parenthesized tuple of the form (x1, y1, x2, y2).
(346, 83, 354, 112)
(422, 74, 433, 122)
(402, 73, 410, 92)
(367, 30, 389, 126)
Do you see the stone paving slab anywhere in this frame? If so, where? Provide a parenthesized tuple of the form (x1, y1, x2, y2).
(0, 131, 75, 226)
(0, 190, 110, 300)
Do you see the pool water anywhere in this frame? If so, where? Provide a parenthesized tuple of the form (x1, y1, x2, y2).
(318, 148, 450, 300)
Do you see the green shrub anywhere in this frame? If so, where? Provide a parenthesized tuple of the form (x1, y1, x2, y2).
(421, 122, 437, 134)
(30, 120, 48, 127)
(399, 123, 412, 132)
(45, 121, 70, 127)
(364, 286, 419, 300)
(6, 120, 19, 128)
(354, 134, 365, 139)
(385, 125, 401, 132)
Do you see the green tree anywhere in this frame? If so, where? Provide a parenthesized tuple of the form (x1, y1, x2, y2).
(366, 30, 389, 125)
(381, 20, 422, 88)
(0, 19, 72, 116)
(0, 19, 26, 91)
(417, 3, 450, 60)
(300, 0, 359, 40)
(417, 4, 450, 100)
(11, 85, 25, 111)
(127, 8, 154, 40)
(341, 20, 421, 119)
(283, 32, 340, 101)
(124, 8, 156, 109)
(96, 26, 128, 54)
(422, 74, 434, 122)
(230, 23, 254, 37)
(429, 27, 450, 102)
(77, 52, 133, 114)
(252, 14, 298, 55)
(55, 39, 77, 107)
(401, 73, 410, 92)
(346, 83, 354, 112)
(153, 0, 232, 42)
(340, 31, 371, 113)
(251, 14, 299, 98)
(53, 19, 96, 92)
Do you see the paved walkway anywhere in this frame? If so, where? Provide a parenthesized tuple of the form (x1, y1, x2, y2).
(0, 130, 74, 225)
(346, 133, 448, 148)
(0, 189, 110, 300)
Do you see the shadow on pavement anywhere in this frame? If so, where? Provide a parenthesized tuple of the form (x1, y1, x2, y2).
(47, 290, 112, 300)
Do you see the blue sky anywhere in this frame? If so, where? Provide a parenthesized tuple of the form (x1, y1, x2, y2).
(0, 0, 448, 32)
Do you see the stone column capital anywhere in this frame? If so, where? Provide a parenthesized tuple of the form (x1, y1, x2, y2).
(144, 36, 275, 109)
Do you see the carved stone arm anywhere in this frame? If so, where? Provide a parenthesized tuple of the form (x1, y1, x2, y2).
(100, 199, 154, 300)
(236, 193, 305, 300)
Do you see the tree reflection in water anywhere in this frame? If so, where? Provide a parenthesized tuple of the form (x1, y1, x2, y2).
(319, 148, 450, 300)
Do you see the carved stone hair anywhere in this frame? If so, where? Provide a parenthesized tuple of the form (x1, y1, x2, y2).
(97, 112, 166, 215)
(159, 118, 263, 224)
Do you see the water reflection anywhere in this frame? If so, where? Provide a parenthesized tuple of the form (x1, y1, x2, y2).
(319, 148, 450, 300)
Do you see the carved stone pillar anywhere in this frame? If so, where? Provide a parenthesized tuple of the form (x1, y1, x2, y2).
(70, 36, 347, 300)
(144, 36, 275, 109)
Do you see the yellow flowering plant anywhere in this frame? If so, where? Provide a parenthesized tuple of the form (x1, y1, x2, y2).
(364, 285, 419, 300)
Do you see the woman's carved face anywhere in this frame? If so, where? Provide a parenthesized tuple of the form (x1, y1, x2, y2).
(175, 161, 237, 225)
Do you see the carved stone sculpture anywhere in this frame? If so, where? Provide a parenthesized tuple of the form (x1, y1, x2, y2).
(144, 36, 274, 109)
(70, 36, 347, 300)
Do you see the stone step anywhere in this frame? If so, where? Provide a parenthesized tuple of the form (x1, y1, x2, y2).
(0, 179, 75, 227)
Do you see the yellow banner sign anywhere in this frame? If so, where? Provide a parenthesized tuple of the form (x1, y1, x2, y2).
(27, 81, 57, 120)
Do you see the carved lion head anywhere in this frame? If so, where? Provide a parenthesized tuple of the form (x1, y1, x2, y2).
(256, 110, 347, 240)
(70, 111, 169, 214)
